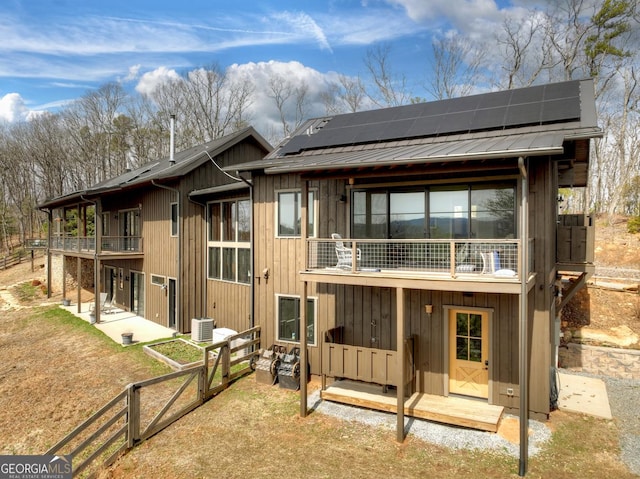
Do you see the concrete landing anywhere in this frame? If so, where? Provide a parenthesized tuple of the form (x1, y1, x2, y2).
(557, 372, 612, 419)
(60, 302, 176, 345)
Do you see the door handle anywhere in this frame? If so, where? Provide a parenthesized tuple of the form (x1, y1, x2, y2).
(484, 359, 489, 370)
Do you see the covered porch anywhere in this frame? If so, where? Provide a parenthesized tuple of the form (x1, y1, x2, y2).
(321, 380, 503, 432)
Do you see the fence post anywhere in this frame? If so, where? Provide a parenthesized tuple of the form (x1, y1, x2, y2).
(126, 383, 141, 448)
(222, 343, 230, 388)
(200, 348, 209, 400)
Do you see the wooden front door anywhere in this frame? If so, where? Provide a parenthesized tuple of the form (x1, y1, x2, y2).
(449, 309, 489, 399)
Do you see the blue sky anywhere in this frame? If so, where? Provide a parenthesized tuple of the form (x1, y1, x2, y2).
(0, 0, 532, 124)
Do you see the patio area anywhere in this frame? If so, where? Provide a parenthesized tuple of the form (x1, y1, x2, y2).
(60, 301, 177, 345)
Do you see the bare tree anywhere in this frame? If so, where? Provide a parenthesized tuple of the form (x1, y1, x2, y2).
(268, 74, 310, 138)
(495, 11, 554, 89)
(363, 44, 412, 107)
(145, 64, 254, 148)
(429, 33, 487, 99)
(321, 74, 367, 114)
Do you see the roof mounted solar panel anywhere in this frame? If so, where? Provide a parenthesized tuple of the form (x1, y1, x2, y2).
(508, 84, 545, 105)
(543, 80, 579, 100)
(541, 97, 581, 123)
(276, 79, 585, 156)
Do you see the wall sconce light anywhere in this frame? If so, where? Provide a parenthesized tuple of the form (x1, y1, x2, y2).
(424, 304, 433, 314)
(339, 194, 347, 203)
(262, 268, 270, 280)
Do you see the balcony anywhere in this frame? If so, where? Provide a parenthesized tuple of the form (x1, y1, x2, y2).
(303, 237, 534, 294)
(49, 236, 143, 255)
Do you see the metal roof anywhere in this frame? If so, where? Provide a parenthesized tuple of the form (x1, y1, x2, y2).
(233, 124, 601, 175)
(189, 182, 248, 199)
(38, 127, 271, 209)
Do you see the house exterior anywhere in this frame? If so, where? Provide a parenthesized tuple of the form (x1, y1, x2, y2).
(38, 127, 271, 333)
(233, 79, 601, 442)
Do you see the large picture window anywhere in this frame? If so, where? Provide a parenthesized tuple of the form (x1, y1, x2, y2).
(352, 184, 515, 240)
(207, 198, 250, 284)
(276, 295, 316, 345)
(277, 190, 316, 237)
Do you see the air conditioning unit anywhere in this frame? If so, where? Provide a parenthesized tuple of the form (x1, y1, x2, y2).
(191, 318, 214, 342)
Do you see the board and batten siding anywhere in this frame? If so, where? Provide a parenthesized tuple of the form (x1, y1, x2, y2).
(141, 187, 179, 328)
(252, 174, 349, 374)
(195, 139, 268, 333)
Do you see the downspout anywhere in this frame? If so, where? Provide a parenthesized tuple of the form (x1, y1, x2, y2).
(236, 173, 254, 328)
(203, 148, 255, 329)
(152, 180, 180, 330)
(518, 156, 529, 477)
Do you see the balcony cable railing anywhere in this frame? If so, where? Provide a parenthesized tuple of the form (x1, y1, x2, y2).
(307, 237, 525, 280)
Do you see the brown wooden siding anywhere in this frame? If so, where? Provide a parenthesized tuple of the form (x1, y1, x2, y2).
(528, 156, 555, 415)
(94, 137, 268, 333)
(252, 175, 350, 373)
(253, 162, 556, 416)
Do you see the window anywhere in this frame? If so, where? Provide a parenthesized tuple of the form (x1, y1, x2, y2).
(352, 184, 516, 240)
(151, 274, 165, 286)
(277, 190, 315, 237)
(207, 199, 250, 284)
(170, 203, 178, 236)
(276, 295, 316, 345)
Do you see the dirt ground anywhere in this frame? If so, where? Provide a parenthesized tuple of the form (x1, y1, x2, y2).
(0, 226, 638, 478)
(561, 215, 640, 348)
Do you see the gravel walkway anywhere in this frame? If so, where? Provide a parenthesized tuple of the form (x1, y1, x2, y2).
(309, 372, 640, 474)
(603, 375, 640, 475)
(308, 390, 552, 457)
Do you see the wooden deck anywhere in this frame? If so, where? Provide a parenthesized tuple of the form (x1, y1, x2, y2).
(320, 380, 504, 432)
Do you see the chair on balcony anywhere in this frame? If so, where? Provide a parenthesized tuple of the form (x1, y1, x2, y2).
(90, 292, 114, 314)
(455, 243, 477, 273)
(332, 233, 361, 270)
(481, 250, 517, 277)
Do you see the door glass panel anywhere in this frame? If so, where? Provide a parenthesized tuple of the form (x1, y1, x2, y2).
(430, 189, 468, 239)
(470, 186, 515, 239)
(469, 314, 482, 337)
(469, 338, 482, 362)
(456, 337, 468, 360)
(390, 191, 425, 239)
(456, 313, 468, 336)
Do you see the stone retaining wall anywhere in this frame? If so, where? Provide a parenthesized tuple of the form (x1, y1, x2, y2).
(559, 342, 640, 380)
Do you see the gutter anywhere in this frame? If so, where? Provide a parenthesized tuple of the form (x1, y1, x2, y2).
(236, 173, 255, 328)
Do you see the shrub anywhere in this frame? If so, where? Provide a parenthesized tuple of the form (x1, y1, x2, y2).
(628, 216, 640, 234)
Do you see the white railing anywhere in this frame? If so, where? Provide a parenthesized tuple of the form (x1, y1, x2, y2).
(307, 238, 525, 279)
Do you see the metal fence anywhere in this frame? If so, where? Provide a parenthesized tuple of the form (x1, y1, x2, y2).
(46, 327, 260, 478)
(307, 238, 526, 279)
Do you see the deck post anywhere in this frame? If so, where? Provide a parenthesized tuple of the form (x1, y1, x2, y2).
(518, 157, 529, 476)
(46, 210, 52, 298)
(76, 256, 82, 314)
(300, 181, 309, 418)
(396, 287, 405, 442)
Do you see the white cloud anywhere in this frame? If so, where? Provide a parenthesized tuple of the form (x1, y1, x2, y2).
(123, 64, 142, 83)
(0, 93, 30, 122)
(271, 11, 332, 52)
(227, 60, 337, 140)
(135, 67, 182, 96)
